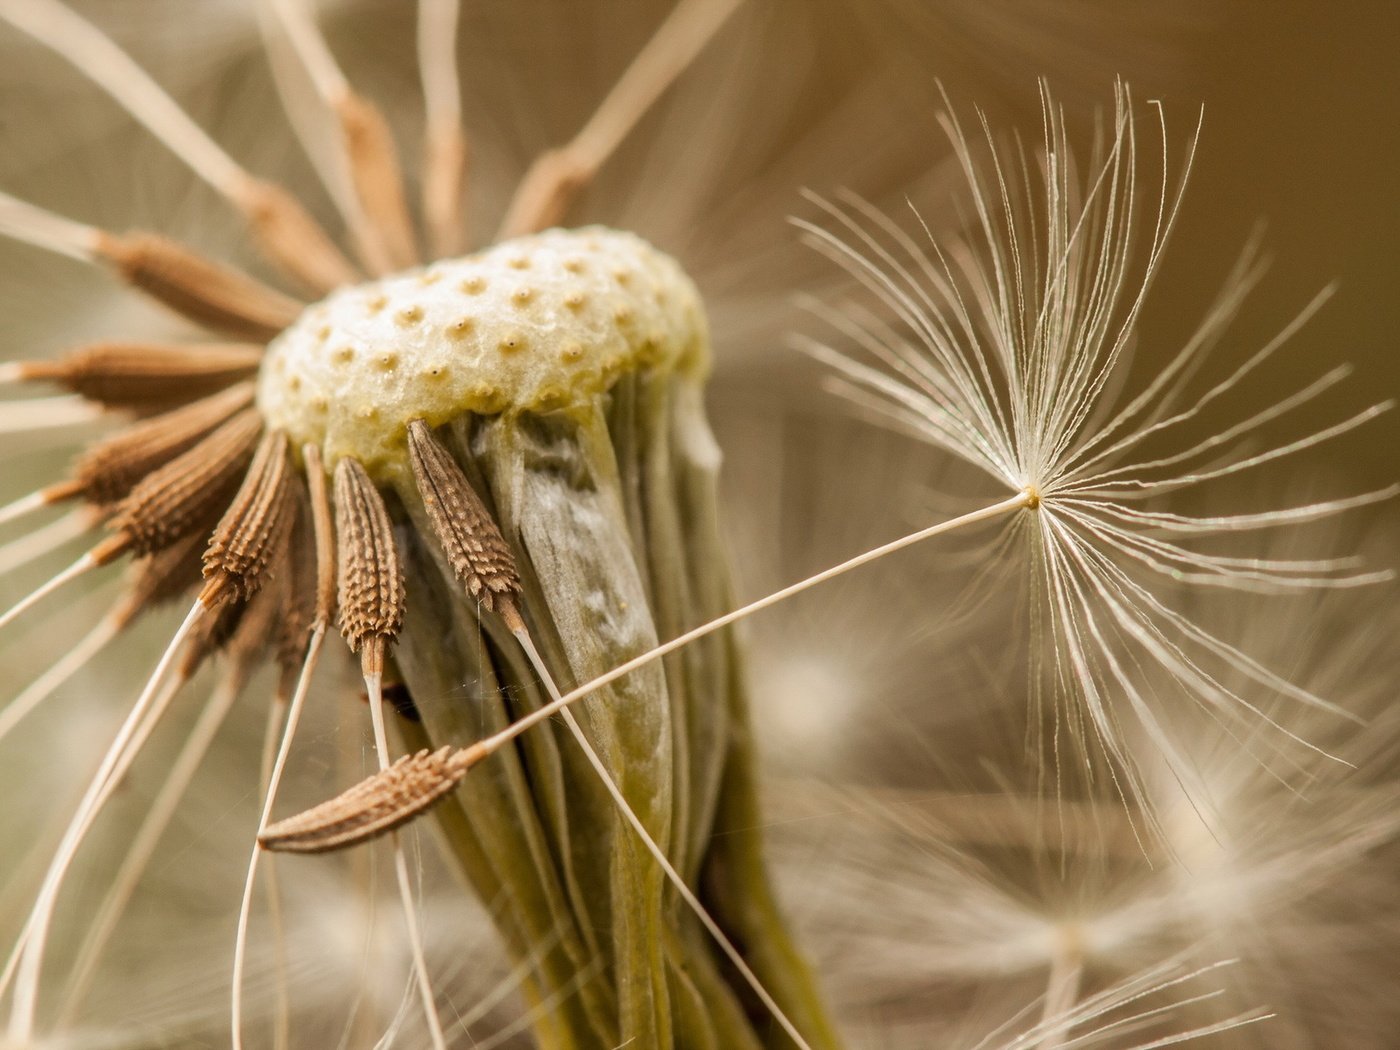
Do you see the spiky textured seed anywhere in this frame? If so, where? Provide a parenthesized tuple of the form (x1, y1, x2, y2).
(406, 419, 522, 619)
(94, 231, 304, 340)
(104, 409, 263, 559)
(57, 382, 255, 507)
(258, 745, 481, 854)
(333, 456, 405, 665)
(17, 342, 262, 409)
(202, 430, 293, 604)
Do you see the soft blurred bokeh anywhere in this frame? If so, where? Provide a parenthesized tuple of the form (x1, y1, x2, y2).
(1, 1, 1395, 1046)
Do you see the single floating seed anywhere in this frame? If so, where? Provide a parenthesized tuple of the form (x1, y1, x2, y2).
(333, 456, 405, 670)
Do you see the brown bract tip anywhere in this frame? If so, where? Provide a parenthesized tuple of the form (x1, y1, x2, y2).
(234, 177, 360, 295)
(19, 342, 261, 411)
(334, 91, 419, 274)
(66, 382, 255, 507)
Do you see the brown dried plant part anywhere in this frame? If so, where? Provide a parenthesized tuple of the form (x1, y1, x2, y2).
(92, 231, 304, 340)
(0, 1, 849, 1045)
(228, 177, 360, 294)
(7, 342, 262, 411)
(332, 91, 421, 274)
(201, 430, 294, 605)
(258, 744, 485, 853)
(405, 418, 522, 626)
(97, 409, 264, 563)
(332, 455, 406, 675)
(48, 382, 256, 508)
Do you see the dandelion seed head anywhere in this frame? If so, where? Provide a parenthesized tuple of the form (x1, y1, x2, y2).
(257, 227, 706, 477)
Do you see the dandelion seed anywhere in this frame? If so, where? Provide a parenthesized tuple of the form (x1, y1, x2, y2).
(795, 83, 1394, 811)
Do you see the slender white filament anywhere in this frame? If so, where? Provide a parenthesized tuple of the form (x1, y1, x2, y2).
(0, 551, 100, 635)
(0, 491, 54, 531)
(232, 622, 326, 1050)
(4, 598, 206, 1041)
(0, 612, 120, 747)
(417, 0, 462, 130)
(0, 0, 248, 197)
(365, 672, 449, 1050)
(0, 189, 99, 261)
(58, 675, 244, 1020)
(0, 396, 104, 436)
(479, 493, 1030, 757)
(0, 511, 90, 576)
(567, 0, 744, 172)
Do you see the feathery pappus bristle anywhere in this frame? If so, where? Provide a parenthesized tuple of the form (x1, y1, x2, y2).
(794, 82, 1395, 814)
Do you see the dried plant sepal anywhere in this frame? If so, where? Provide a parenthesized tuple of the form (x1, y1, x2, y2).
(406, 419, 522, 618)
(333, 456, 405, 664)
(94, 230, 303, 340)
(258, 745, 482, 853)
(302, 443, 338, 626)
(272, 493, 317, 673)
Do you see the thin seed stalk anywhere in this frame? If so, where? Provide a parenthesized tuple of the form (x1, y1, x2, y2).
(387, 370, 840, 1049)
